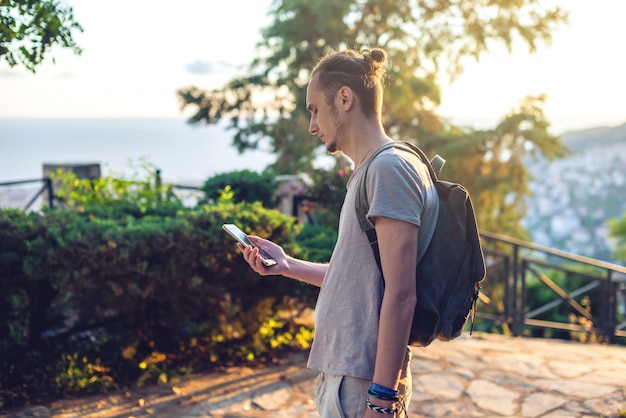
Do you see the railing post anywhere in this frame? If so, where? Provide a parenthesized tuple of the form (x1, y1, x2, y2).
(502, 255, 511, 331)
(155, 169, 162, 202)
(511, 243, 522, 336)
(520, 259, 529, 335)
(292, 195, 301, 217)
(600, 270, 617, 343)
(45, 177, 54, 209)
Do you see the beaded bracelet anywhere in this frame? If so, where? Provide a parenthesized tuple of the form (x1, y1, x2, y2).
(370, 383, 398, 396)
(368, 383, 399, 401)
(366, 399, 398, 414)
(368, 388, 398, 401)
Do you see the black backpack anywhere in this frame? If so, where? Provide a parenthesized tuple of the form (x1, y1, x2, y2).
(355, 141, 486, 347)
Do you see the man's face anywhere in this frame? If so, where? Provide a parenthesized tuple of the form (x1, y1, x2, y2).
(306, 75, 344, 154)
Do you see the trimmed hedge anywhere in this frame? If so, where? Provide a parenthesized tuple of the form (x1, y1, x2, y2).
(0, 202, 317, 409)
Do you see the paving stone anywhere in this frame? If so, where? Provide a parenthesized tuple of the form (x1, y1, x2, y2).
(534, 378, 618, 399)
(410, 358, 445, 374)
(408, 390, 437, 403)
(578, 368, 626, 386)
(582, 393, 626, 417)
(539, 409, 581, 417)
(2, 333, 626, 418)
(413, 373, 466, 399)
(412, 399, 484, 417)
(250, 382, 292, 410)
(446, 365, 475, 381)
(488, 353, 557, 379)
(556, 400, 601, 417)
(479, 369, 539, 393)
(271, 403, 317, 418)
(447, 356, 488, 371)
(547, 360, 595, 378)
(467, 378, 520, 416)
(521, 393, 568, 417)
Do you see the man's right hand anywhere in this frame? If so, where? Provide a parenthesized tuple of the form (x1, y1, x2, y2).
(238, 236, 287, 276)
(239, 236, 328, 287)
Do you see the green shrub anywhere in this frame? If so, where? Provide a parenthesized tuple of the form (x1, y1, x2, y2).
(201, 170, 277, 207)
(0, 201, 317, 409)
(296, 223, 337, 263)
(54, 353, 117, 394)
(0, 164, 343, 409)
(302, 156, 352, 229)
(51, 163, 184, 215)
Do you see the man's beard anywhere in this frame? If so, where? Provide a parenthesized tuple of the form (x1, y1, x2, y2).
(326, 140, 338, 154)
(325, 103, 343, 154)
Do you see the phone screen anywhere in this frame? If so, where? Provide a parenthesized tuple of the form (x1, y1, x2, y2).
(222, 224, 253, 246)
(222, 224, 277, 267)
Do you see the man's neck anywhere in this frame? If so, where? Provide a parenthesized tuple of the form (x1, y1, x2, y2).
(343, 118, 391, 169)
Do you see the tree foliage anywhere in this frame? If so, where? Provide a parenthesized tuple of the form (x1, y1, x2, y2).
(609, 214, 626, 262)
(178, 0, 567, 168)
(421, 95, 570, 237)
(0, 0, 83, 72)
(177, 0, 570, 236)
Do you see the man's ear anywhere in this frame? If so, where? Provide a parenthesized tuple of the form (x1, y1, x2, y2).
(337, 86, 354, 111)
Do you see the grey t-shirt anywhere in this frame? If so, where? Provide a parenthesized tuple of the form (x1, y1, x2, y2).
(307, 145, 439, 380)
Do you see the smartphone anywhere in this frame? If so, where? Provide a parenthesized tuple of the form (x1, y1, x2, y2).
(222, 224, 277, 267)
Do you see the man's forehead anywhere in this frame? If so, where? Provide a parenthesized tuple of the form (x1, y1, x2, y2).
(306, 75, 321, 105)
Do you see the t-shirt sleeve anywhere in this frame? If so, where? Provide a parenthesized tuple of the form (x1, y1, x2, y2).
(365, 151, 427, 228)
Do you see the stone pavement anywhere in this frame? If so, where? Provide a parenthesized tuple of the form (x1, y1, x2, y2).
(3, 332, 626, 417)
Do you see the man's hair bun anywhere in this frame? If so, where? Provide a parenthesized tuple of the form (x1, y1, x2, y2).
(363, 48, 388, 66)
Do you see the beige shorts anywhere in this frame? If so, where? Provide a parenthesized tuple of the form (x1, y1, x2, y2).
(315, 350, 412, 418)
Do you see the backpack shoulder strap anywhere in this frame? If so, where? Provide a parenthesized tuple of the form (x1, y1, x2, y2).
(354, 141, 445, 233)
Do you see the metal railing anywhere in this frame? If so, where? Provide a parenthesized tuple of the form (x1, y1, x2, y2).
(0, 178, 54, 210)
(0, 171, 204, 211)
(2, 175, 625, 343)
(479, 231, 626, 343)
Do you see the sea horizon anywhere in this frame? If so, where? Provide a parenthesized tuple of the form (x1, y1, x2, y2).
(2, 116, 624, 186)
(0, 118, 277, 185)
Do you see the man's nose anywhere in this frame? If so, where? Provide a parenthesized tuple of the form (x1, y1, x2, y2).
(309, 118, 318, 135)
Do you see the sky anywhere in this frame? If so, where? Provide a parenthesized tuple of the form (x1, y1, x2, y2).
(1, 0, 625, 135)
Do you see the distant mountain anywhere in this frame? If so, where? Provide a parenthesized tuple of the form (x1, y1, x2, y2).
(525, 122, 626, 263)
(560, 122, 626, 151)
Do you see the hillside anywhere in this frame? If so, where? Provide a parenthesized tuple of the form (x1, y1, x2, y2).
(525, 122, 626, 262)
(560, 122, 626, 151)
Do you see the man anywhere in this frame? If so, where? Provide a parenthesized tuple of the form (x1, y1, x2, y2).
(239, 48, 438, 417)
